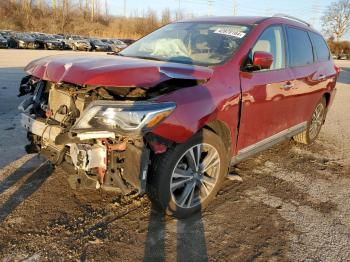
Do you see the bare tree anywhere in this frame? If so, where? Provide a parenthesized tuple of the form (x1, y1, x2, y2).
(161, 8, 171, 25)
(322, 0, 350, 41)
(91, 0, 95, 21)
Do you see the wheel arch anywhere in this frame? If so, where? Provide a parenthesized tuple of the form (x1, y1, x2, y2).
(203, 120, 232, 158)
(323, 92, 331, 107)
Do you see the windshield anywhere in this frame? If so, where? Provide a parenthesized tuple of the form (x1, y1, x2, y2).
(115, 40, 125, 45)
(16, 33, 34, 41)
(46, 36, 56, 41)
(72, 36, 83, 40)
(92, 39, 104, 45)
(120, 22, 251, 66)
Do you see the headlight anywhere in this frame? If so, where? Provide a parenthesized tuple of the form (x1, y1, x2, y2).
(18, 40, 25, 44)
(72, 101, 176, 133)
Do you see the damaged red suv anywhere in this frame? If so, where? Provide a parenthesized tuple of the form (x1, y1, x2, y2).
(19, 15, 338, 218)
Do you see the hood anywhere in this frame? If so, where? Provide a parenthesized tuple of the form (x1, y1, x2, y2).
(24, 55, 213, 88)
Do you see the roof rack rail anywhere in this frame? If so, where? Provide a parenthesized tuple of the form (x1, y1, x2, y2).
(273, 14, 311, 27)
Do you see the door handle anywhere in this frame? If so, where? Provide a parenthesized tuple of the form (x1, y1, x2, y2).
(317, 74, 326, 81)
(283, 83, 294, 89)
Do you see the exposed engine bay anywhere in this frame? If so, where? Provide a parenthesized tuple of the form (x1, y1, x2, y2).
(18, 76, 177, 194)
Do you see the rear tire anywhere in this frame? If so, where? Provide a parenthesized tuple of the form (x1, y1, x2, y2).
(147, 129, 229, 219)
(293, 97, 327, 144)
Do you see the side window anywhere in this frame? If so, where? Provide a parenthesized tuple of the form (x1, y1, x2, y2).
(309, 32, 330, 62)
(252, 26, 286, 70)
(287, 27, 314, 67)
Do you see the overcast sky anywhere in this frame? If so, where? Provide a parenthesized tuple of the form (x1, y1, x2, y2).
(108, 0, 350, 40)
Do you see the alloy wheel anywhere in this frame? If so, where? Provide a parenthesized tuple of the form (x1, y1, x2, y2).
(170, 143, 221, 209)
(309, 103, 325, 140)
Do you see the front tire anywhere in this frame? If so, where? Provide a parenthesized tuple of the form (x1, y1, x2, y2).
(147, 129, 229, 218)
(293, 97, 327, 144)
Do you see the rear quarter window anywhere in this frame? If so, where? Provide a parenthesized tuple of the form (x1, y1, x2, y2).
(286, 27, 314, 67)
(309, 32, 330, 62)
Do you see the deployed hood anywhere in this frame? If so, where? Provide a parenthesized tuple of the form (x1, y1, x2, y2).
(24, 55, 213, 88)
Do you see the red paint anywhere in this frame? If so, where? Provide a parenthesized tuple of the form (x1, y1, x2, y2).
(25, 16, 338, 159)
(148, 141, 168, 154)
(25, 55, 213, 88)
(253, 51, 274, 69)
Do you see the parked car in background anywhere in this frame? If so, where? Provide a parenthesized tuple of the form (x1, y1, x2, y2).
(0, 30, 12, 40)
(102, 38, 127, 52)
(8, 33, 38, 49)
(31, 33, 63, 50)
(89, 38, 110, 52)
(64, 35, 91, 51)
(0, 34, 8, 48)
(52, 34, 67, 49)
(18, 15, 339, 218)
(120, 38, 136, 45)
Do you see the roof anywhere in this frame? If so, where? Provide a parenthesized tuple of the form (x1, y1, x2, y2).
(178, 15, 315, 32)
(179, 16, 266, 25)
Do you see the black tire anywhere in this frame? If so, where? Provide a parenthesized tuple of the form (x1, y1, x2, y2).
(293, 97, 327, 144)
(147, 129, 229, 219)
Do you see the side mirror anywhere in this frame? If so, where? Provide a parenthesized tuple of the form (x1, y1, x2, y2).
(253, 51, 273, 70)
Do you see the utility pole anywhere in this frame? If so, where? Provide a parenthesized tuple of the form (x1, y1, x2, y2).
(176, 0, 181, 20)
(311, 0, 321, 28)
(105, 0, 108, 17)
(208, 0, 214, 16)
(123, 0, 126, 17)
(233, 0, 237, 16)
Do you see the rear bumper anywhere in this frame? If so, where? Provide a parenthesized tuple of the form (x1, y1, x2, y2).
(76, 44, 91, 50)
(46, 44, 63, 50)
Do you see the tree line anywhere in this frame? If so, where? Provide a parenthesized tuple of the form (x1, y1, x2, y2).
(0, 0, 190, 39)
(1, 0, 350, 44)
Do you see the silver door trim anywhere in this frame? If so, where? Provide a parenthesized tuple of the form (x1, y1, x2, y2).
(231, 121, 307, 165)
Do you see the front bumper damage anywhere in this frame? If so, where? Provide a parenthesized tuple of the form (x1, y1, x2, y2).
(18, 83, 153, 195)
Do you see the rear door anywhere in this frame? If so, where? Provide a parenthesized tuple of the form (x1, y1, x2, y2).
(286, 27, 334, 125)
(237, 25, 296, 151)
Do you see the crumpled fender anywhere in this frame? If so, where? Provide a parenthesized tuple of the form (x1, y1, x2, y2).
(24, 55, 213, 88)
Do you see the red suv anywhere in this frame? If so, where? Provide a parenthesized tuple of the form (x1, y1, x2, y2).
(18, 15, 338, 218)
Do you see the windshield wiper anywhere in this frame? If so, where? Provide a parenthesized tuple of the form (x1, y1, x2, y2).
(127, 55, 163, 61)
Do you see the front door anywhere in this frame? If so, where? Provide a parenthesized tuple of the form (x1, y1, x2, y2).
(237, 25, 298, 152)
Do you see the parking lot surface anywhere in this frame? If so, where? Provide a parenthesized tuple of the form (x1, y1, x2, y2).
(0, 50, 349, 261)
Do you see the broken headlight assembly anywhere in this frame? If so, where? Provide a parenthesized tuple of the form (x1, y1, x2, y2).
(72, 101, 176, 133)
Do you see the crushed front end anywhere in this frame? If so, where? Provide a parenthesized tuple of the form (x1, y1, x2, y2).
(18, 76, 176, 194)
